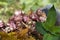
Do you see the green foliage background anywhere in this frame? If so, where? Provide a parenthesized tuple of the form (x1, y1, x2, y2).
(0, 0, 60, 22)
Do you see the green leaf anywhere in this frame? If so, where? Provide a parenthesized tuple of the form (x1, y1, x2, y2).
(42, 5, 57, 34)
(35, 6, 59, 35)
(50, 26, 60, 34)
(35, 22, 56, 35)
(43, 33, 60, 40)
(44, 5, 56, 28)
(35, 22, 47, 35)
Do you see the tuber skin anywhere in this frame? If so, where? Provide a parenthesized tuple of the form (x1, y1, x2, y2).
(0, 20, 6, 32)
(0, 9, 47, 40)
(36, 9, 47, 22)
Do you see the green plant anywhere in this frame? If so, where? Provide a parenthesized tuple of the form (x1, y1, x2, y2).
(36, 5, 60, 40)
